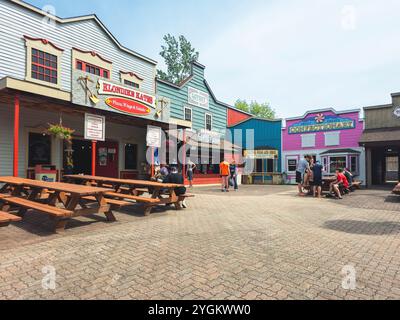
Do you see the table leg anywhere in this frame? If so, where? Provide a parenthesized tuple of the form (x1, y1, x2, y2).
(95, 194, 115, 222)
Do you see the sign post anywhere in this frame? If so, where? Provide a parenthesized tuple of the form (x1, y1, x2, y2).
(146, 126, 162, 178)
(85, 113, 105, 176)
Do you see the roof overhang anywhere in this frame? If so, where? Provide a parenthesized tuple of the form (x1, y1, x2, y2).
(359, 128, 400, 145)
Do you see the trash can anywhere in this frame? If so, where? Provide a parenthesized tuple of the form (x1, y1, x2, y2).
(35, 165, 57, 182)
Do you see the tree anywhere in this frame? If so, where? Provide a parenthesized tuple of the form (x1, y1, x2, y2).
(157, 34, 199, 84)
(234, 99, 276, 120)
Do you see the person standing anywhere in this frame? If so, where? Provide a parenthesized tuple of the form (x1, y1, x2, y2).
(186, 159, 196, 188)
(163, 166, 188, 208)
(229, 160, 239, 191)
(220, 159, 230, 192)
(296, 155, 311, 196)
(311, 160, 323, 198)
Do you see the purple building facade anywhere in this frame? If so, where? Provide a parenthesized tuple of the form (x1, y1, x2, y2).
(282, 108, 365, 184)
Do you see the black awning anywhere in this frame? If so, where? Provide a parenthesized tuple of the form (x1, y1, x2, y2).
(320, 149, 361, 155)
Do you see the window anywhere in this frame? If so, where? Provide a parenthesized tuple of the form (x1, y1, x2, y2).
(31, 48, 58, 84)
(205, 114, 212, 131)
(255, 159, 263, 173)
(301, 134, 316, 148)
(76, 60, 110, 79)
(124, 79, 140, 89)
(329, 156, 346, 173)
(350, 155, 359, 174)
(287, 159, 297, 172)
(325, 132, 340, 146)
(28, 133, 51, 167)
(184, 107, 192, 122)
(125, 144, 138, 170)
(266, 159, 274, 173)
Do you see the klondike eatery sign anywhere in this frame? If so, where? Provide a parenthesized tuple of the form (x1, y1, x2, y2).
(288, 115, 356, 134)
(98, 79, 156, 109)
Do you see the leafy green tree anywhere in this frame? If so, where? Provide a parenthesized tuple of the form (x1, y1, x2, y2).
(234, 99, 276, 120)
(157, 34, 199, 84)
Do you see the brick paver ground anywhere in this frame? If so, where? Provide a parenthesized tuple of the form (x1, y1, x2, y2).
(1, 185, 400, 300)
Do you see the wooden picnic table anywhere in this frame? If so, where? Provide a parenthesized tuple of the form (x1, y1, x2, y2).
(64, 175, 187, 215)
(0, 176, 114, 231)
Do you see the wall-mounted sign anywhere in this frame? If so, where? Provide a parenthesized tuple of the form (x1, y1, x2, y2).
(105, 97, 151, 116)
(288, 114, 355, 134)
(244, 150, 278, 159)
(188, 87, 209, 109)
(98, 79, 156, 108)
(146, 126, 162, 148)
(394, 107, 400, 118)
(84, 113, 105, 141)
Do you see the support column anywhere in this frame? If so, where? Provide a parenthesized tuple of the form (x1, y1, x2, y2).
(92, 140, 97, 176)
(182, 129, 186, 180)
(151, 147, 155, 177)
(13, 95, 20, 177)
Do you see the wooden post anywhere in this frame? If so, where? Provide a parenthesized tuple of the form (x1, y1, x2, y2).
(151, 147, 155, 177)
(13, 95, 20, 177)
(92, 140, 97, 176)
(182, 129, 186, 180)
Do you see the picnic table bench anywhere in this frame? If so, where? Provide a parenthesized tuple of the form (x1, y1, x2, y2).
(0, 176, 114, 232)
(64, 175, 191, 216)
(0, 210, 21, 227)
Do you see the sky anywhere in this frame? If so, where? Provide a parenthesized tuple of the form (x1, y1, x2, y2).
(27, 0, 400, 119)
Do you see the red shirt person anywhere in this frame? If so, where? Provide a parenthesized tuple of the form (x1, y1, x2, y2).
(336, 171, 349, 189)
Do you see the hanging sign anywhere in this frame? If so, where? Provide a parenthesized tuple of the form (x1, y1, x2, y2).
(98, 79, 156, 108)
(244, 150, 278, 159)
(105, 97, 151, 115)
(188, 87, 209, 109)
(84, 113, 105, 141)
(288, 114, 356, 134)
(146, 126, 162, 148)
(394, 107, 400, 118)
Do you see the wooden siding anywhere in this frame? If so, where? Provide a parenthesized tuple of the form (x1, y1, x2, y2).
(0, 0, 156, 94)
(156, 63, 227, 133)
(365, 105, 400, 130)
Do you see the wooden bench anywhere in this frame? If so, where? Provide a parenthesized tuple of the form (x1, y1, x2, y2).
(393, 184, 400, 195)
(104, 192, 160, 204)
(351, 181, 362, 190)
(178, 193, 195, 201)
(0, 211, 21, 227)
(0, 197, 73, 218)
(82, 196, 132, 208)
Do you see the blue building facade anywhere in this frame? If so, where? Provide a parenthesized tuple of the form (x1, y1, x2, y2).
(229, 118, 283, 176)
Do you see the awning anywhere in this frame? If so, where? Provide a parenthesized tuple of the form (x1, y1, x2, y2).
(320, 149, 361, 155)
(359, 129, 400, 144)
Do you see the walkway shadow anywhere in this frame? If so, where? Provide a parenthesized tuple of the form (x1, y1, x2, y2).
(384, 195, 400, 204)
(323, 220, 400, 235)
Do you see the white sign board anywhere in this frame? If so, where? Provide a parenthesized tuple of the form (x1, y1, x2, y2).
(394, 107, 400, 118)
(84, 113, 105, 141)
(188, 87, 209, 109)
(146, 126, 162, 148)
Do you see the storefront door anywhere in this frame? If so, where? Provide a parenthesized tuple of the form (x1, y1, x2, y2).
(96, 141, 119, 178)
(71, 139, 92, 175)
(385, 155, 399, 183)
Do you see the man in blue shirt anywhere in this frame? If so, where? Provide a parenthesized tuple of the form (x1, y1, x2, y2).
(311, 161, 323, 198)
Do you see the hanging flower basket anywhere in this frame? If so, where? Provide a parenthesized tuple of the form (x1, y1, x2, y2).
(46, 124, 75, 141)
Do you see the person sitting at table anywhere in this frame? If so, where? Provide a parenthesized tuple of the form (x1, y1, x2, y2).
(163, 166, 187, 208)
(329, 169, 349, 199)
(343, 168, 354, 190)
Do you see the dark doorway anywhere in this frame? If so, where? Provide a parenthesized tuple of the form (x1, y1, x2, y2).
(71, 139, 92, 175)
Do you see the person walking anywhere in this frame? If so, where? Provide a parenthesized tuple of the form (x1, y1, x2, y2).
(220, 159, 230, 192)
(296, 155, 311, 196)
(186, 159, 196, 188)
(229, 160, 239, 191)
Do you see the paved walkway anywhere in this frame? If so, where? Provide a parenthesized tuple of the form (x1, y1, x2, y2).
(1, 186, 400, 300)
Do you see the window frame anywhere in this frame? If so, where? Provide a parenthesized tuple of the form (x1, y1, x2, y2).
(324, 131, 341, 147)
(75, 59, 110, 79)
(301, 134, 316, 148)
(286, 157, 298, 173)
(205, 113, 212, 131)
(123, 79, 140, 89)
(329, 156, 347, 174)
(24, 36, 63, 89)
(184, 106, 193, 122)
(31, 48, 58, 85)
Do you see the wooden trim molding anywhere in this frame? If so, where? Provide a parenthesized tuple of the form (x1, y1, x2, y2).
(120, 71, 143, 88)
(120, 71, 144, 81)
(24, 35, 64, 89)
(72, 47, 113, 64)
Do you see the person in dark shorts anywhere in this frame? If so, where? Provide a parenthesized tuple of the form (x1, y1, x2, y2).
(311, 160, 323, 198)
(163, 166, 188, 208)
